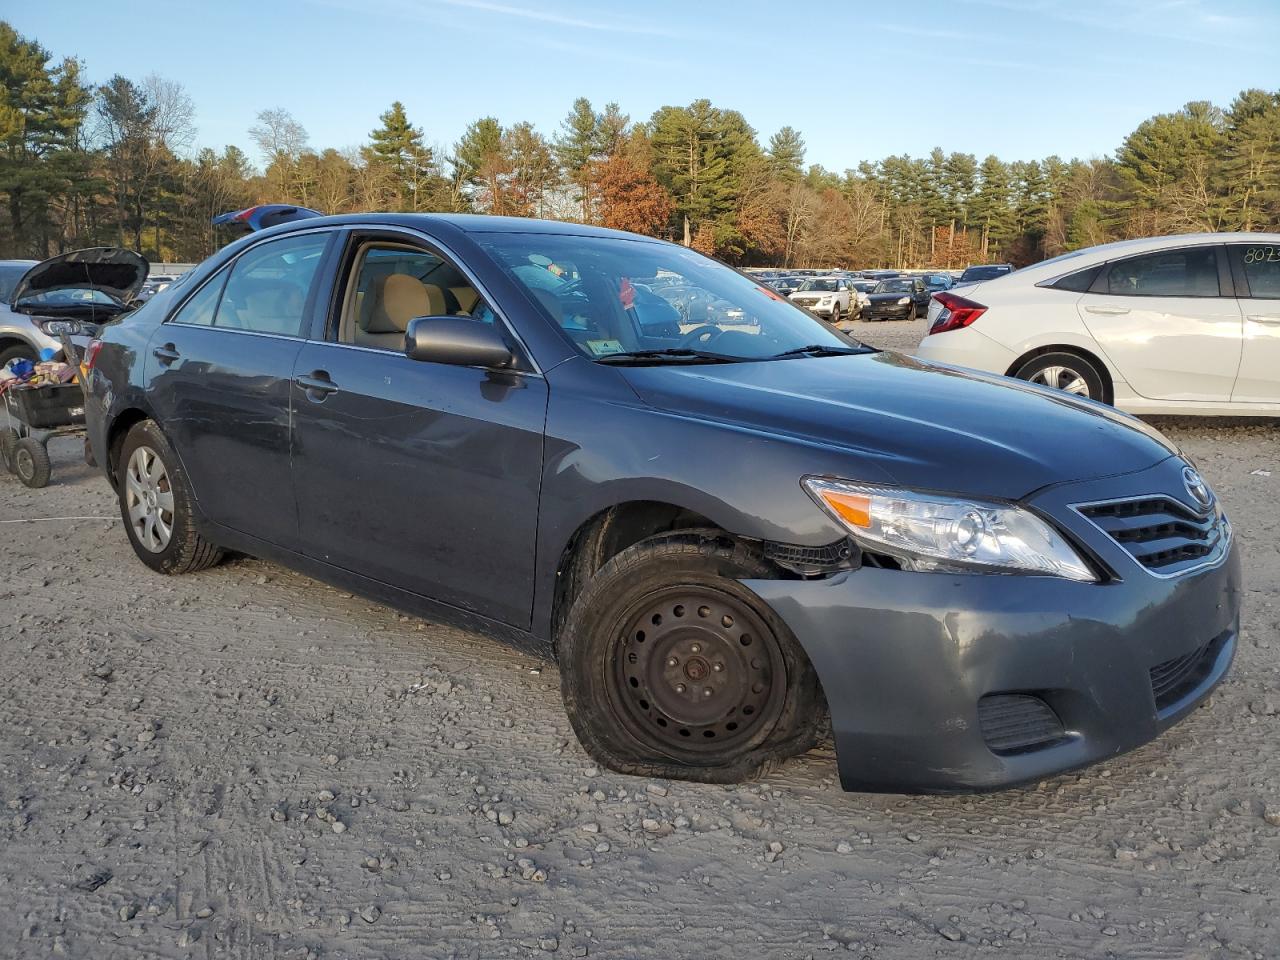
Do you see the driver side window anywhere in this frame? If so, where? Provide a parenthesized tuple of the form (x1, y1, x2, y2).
(339, 243, 494, 351)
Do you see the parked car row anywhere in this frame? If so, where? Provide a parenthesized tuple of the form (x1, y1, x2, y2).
(753, 266, 966, 323)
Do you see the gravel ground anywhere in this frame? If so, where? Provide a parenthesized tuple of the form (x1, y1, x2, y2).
(2, 319, 1278, 959)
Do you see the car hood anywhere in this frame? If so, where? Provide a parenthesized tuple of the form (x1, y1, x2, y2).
(619, 351, 1177, 500)
(868, 291, 915, 302)
(10, 247, 149, 308)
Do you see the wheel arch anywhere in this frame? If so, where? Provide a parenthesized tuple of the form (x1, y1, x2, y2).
(104, 405, 156, 490)
(1006, 343, 1115, 405)
(549, 500, 738, 656)
(0, 332, 40, 358)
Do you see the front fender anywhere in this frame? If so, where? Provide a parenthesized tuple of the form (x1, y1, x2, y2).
(529, 360, 887, 641)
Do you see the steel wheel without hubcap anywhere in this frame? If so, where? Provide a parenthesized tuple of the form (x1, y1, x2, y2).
(1028, 364, 1091, 396)
(125, 445, 175, 552)
(610, 586, 786, 759)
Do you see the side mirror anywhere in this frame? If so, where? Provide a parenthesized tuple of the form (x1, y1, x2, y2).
(405, 316, 514, 369)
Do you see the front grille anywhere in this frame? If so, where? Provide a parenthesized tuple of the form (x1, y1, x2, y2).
(1149, 630, 1230, 712)
(977, 694, 1067, 754)
(1076, 496, 1227, 576)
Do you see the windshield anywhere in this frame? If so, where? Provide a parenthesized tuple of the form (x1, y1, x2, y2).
(798, 278, 839, 292)
(873, 279, 913, 294)
(17, 288, 121, 307)
(477, 233, 852, 361)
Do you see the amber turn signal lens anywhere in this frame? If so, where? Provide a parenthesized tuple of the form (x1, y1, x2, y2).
(820, 490, 872, 528)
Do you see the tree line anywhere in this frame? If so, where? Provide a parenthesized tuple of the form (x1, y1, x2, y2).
(2, 21, 1278, 269)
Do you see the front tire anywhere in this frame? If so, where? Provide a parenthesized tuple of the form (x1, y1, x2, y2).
(829, 304, 841, 324)
(1014, 351, 1106, 402)
(117, 420, 224, 574)
(558, 531, 821, 784)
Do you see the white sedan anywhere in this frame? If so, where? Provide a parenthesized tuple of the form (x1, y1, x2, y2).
(915, 233, 1280, 416)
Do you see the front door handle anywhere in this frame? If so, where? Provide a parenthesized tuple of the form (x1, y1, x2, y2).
(295, 371, 339, 400)
(1085, 305, 1130, 316)
(1246, 314, 1280, 325)
(152, 343, 180, 365)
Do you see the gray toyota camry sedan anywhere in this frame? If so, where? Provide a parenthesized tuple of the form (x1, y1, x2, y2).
(84, 212, 1241, 793)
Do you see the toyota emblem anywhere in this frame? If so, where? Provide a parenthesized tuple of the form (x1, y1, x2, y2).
(1182, 466, 1212, 511)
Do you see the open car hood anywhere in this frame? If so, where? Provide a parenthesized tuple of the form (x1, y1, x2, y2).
(10, 247, 150, 307)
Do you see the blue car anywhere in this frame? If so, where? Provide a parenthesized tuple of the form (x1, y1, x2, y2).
(83, 212, 1240, 792)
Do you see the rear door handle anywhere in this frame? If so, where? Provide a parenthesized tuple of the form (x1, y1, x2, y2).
(295, 371, 339, 399)
(1246, 314, 1280, 325)
(1084, 305, 1130, 316)
(152, 343, 180, 365)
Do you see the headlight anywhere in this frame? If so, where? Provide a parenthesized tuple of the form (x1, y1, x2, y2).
(819, 295, 833, 304)
(803, 477, 1096, 581)
(896, 296, 910, 305)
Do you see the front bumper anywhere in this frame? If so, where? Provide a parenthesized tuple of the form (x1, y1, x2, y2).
(744, 458, 1243, 792)
(864, 304, 913, 320)
(792, 301, 834, 317)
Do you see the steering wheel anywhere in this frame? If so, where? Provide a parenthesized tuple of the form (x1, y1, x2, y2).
(678, 324, 723, 349)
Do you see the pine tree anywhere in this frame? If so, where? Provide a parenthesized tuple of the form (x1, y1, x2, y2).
(363, 101, 436, 210)
(767, 126, 805, 181)
(0, 23, 93, 255)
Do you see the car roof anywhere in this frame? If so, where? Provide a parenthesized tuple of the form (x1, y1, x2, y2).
(264, 212, 664, 243)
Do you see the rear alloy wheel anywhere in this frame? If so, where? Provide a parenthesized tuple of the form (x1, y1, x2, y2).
(1015, 351, 1106, 401)
(559, 531, 822, 783)
(117, 419, 224, 574)
(12, 438, 51, 488)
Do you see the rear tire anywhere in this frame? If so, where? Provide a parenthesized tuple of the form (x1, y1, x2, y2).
(117, 419, 224, 574)
(1014, 351, 1107, 402)
(13, 438, 51, 488)
(558, 531, 822, 784)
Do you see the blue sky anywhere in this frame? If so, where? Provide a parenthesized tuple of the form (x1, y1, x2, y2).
(11, 0, 1280, 171)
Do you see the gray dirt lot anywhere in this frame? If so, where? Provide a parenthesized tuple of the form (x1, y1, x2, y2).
(2, 318, 1278, 959)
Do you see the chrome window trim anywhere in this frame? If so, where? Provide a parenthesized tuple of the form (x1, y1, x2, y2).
(329, 224, 544, 377)
(1069, 493, 1232, 580)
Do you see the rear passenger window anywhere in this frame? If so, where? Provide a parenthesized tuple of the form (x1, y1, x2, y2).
(1234, 244, 1280, 298)
(213, 233, 328, 336)
(1105, 248, 1220, 297)
(169, 267, 229, 327)
(1047, 264, 1102, 292)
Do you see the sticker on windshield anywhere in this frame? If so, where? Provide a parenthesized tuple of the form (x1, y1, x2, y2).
(585, 339, 625, 357)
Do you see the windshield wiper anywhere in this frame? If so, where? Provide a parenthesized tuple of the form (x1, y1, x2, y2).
(769, 344, 869, 359)
(595, 348, 745, 365)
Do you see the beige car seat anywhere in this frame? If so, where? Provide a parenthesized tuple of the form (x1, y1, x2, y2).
(356, 274, 446, 350)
